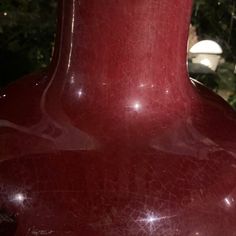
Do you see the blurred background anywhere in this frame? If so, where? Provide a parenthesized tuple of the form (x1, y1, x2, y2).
(0, 0, 236, 109)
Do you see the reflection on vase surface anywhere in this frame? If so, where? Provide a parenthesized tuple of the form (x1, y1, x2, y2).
(1, 0, 236, 235)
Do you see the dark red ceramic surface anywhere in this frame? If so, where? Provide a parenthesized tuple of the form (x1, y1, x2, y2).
(1, 0, 236, 235)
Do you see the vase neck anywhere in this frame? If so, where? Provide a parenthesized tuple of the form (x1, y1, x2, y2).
(51, 0, 192, 84)
(46, 0, 193, 119)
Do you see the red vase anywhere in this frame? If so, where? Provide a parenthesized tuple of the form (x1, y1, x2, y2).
(1, 0, 236, 235)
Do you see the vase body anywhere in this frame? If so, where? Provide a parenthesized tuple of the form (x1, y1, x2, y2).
(1, 0, 236, 235)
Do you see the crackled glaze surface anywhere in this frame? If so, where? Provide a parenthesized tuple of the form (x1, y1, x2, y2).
(1, 0, 236, 235)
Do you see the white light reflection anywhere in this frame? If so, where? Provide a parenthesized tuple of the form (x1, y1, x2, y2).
(139, 83, 155, 89)
(139, 83, 145, 88)
(225, 197, 231, 206)
(70, 75, 75, 84)
(66, 0, 75, 73)
(0, 94, 7, 99)
(77, 89, 83, 98)
(3, 12, 8, 16)
(224, 196, 234, 208)
(133, 102, 142, 111)
(138, 212, 167, 223)
(10, 193, 26, 205)
(136, 211, 175, 232)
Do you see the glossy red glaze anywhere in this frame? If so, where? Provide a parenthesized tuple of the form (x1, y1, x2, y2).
(1, 0, 236, 235)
